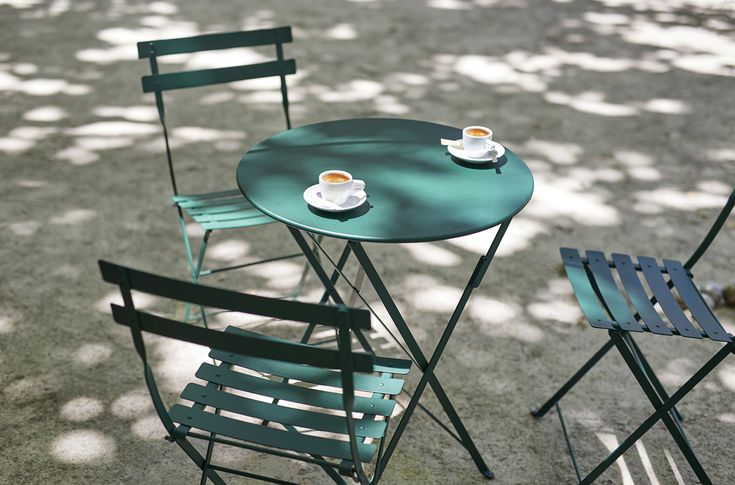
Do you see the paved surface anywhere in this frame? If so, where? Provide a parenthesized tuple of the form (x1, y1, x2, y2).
(1, 0, 734, 483)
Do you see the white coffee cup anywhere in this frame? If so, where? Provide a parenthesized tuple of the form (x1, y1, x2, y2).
(462, 126, 494, 157)
(318, 170, 365, 205)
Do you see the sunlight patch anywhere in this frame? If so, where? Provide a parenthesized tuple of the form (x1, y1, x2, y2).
(60, 397, 104, 422)
(208, 239, 251, 262)
(50, 208, 96, 225)
(132, 414, 165, 441)
(315, 80, 384, 103)
(74, 343, 113, 367)
(111, 389, 153, 419)
(10, 220, 40, 236)
(325, 23, 357, 40)
(23, 105, 68, 121)
(93, 105, 158, 122)
(55, 145, 99, 165)
(399, 242, 460, 267)
(0, 314, 14, 334)
(67, 121, 159, 137)
(51, 430, 116, 464)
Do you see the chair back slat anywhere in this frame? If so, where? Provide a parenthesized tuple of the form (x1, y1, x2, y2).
(137, 27, 293, 59)
(109, 304, 373, 372)
(141, 59, 296, 93)
(99, 260, 371, 330)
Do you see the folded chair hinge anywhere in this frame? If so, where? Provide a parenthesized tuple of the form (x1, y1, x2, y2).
(471, 255, 489, 288)
(338, 459, 355, 478)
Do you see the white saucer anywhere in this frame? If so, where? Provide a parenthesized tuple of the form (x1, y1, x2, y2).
(303, 185, 367, 212)
(447, 141, 505, 164)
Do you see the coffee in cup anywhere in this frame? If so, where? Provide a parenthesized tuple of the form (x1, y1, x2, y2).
(318, 170, 365, 205)
(462, 125, 493, 157)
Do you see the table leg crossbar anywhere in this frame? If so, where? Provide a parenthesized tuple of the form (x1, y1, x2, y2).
(287, 219, 513, 481)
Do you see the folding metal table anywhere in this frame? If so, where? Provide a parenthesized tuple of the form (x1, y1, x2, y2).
(236, 118, 534, 480)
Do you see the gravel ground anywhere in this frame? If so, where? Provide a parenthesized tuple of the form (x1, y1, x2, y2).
(1, 0, 734, 484)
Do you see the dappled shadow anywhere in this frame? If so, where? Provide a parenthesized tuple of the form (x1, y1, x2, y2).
(1, 0, 734, 483)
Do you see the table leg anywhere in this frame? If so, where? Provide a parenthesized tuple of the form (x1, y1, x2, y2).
(287, 227, 374, 354)
(350, 218, 512, 481)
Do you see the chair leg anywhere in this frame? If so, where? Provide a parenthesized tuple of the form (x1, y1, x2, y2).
(185, 230, 211, 326)
(609, 331, 712, 484)
(173, 436, 227, 485)
(531, 339, 615, 417)
(625, 334, 684, 423)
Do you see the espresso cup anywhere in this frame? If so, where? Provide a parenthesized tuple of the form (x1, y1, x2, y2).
(462, 126, 494, 157)
(318, 170, 365, 205)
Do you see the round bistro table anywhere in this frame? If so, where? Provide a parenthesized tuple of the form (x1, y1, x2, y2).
(237, 118, 534, 480)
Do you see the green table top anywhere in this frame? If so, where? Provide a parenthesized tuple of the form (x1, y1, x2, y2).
(237, 118, 534, 243)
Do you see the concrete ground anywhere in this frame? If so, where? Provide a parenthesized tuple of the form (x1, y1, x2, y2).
(2, 0, 734, 483)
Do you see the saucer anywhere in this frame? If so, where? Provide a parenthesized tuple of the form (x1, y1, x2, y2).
(303, 185, 367, 212)
(447, 141, 505, 164)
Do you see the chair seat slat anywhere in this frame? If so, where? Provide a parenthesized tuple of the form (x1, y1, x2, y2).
(612, 253, 672, 335)
(169, 404, 377, 462)
(560, 248, 614, 329)
(196, 363, 396, 417)
(586, 251, 643, 332)
(177, 196, 247, 210)
(663, 259, 730, 342)
(172, 189, 242, 202)
(186, 201, 255, 216)
(638, 256, 702, 339)
(142, 60, 296, 93)
(181, 383, 388, 439)
(210, 350, 405, 395)
(192, 209, 270, 224)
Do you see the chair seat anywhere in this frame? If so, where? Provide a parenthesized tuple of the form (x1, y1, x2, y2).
(171, 326, 411, 464)
(173, 189, 275, 231)
(561, 248, 731, 342)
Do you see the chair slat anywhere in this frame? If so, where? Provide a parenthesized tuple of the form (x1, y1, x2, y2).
(193, 209, 269, 223)
(210, 350, 405, 395)
(373, 356, 412, 375)
(110, 306, 375, 370)
(169, 404, 376, 462)
(172, 188, 242, 202)
(176, 195, 245, 210)
(586, 251, 643, 332)
(180, 383, 388, 439)
(201, 217, 275, 231)
(141, 60, 296, 93)
(637, 256, 702, 339)
(99, 261, 372, 331)
(196, 363, 396, 417)
(186, 201, 254, 215)
(663, 259, 730, 342)
(560, 248, 613, 329)
(611, 253, 672, 335)
(137, 27, 293, 58)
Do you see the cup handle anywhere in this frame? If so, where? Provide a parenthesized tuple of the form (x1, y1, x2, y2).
(352, 179, 366, 192)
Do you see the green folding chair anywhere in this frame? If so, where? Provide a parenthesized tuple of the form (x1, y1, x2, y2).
(137, 27, 310, 320)
(99, 259, 411, 484)
(531, 187, 735, 484)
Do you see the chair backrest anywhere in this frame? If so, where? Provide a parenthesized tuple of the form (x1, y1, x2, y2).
(98, 259, 373, 467)
(137, 27, 296, 196)
(685, 187, 735, 269)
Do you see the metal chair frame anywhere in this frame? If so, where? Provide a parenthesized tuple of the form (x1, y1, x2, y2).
(99, 260, 412, 484)
(531, 188, 735, 484)
(137, 27, 311, 320)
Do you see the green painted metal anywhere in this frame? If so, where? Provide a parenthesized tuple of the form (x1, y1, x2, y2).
(169, 405, 377, 462)
(142, 60, 296, 93)
(533, 187, 735, 484)
(207, 351, 405, 394)
(139, 27, 304, 301)
(237, 118, 534, 243)
(180, 383, 388, 438)
(137, 27, 293, 58)
(99, 259, 410, 484)
(611, 253, 671, 335)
